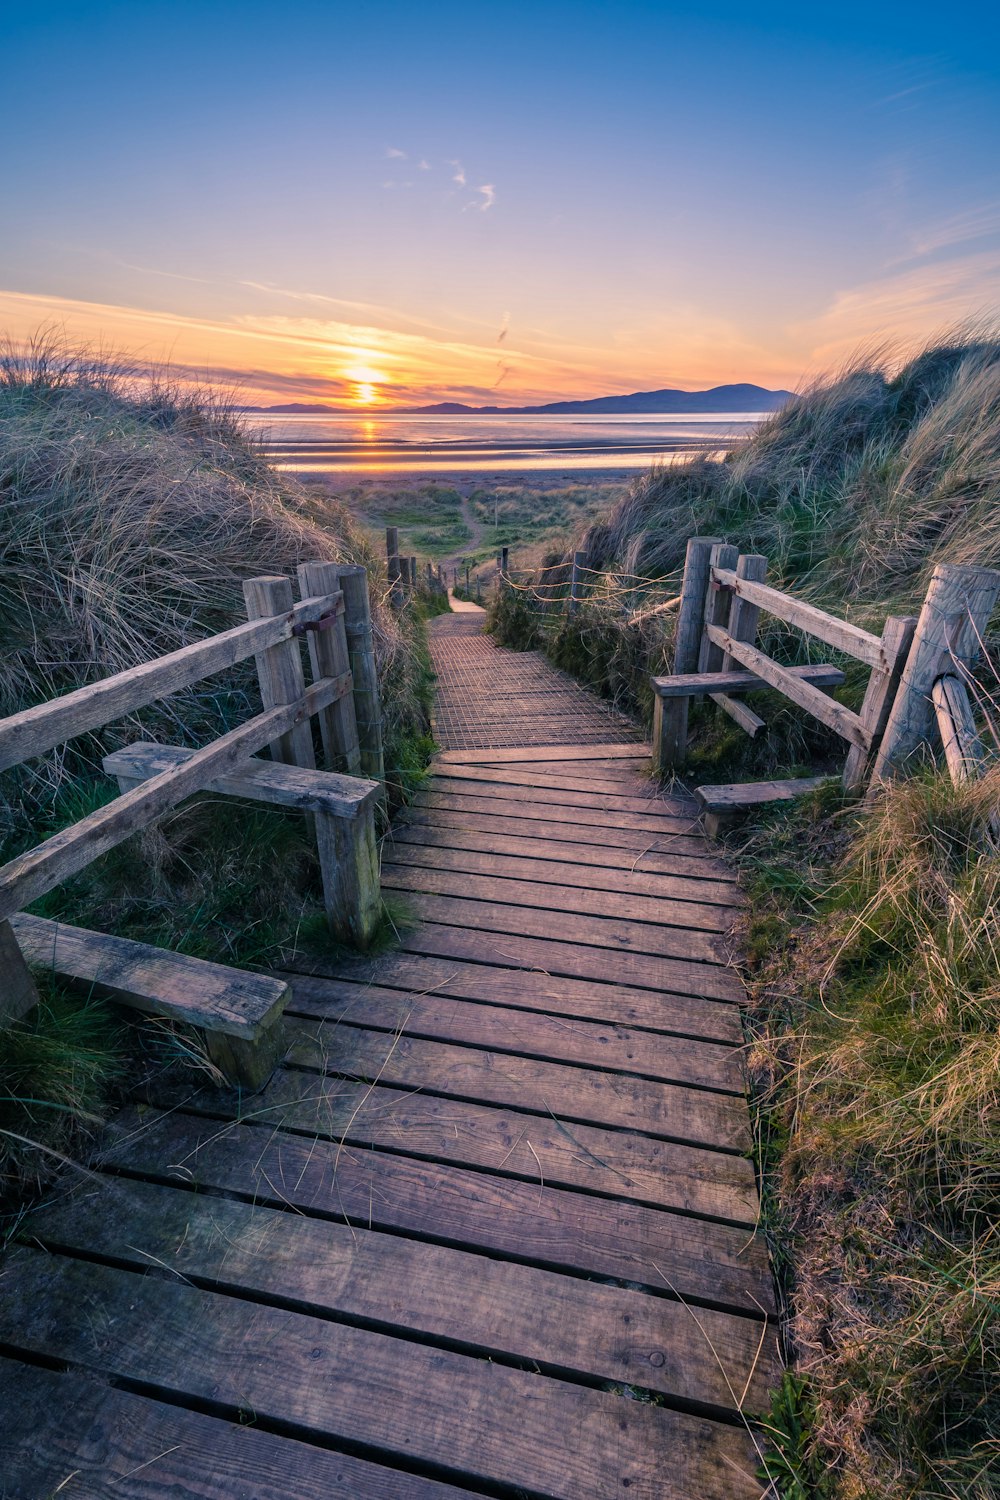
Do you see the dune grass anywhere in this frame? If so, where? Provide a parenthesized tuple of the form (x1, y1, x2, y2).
(489, 327, 1000, 1496)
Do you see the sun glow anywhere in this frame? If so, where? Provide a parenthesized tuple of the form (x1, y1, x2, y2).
(354, 381, 378, 404)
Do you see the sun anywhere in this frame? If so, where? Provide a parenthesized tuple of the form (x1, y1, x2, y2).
(344, 359, 385, 406)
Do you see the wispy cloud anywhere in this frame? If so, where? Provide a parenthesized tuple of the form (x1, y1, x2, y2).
(498, 311, 510, 343)
(418, 158, 430, 171)
(385, 146, 407, 159)
(448, 159, 466, 187)
(475, 184, 495, 212)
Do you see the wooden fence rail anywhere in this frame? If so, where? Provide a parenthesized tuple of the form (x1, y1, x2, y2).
(0, 563, 385, 1083)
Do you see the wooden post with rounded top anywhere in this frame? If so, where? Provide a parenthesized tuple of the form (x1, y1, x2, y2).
(297, 561, 361, 776)
(337, 563, 386, 793)
(242, 576, 316, 771)
(652, 537, 721, 774)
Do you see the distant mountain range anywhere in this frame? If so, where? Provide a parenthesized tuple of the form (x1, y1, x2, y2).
(244, 382, 794, 416)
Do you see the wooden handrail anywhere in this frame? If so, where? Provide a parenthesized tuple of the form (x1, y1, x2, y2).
(704, 626, 871, 749)
(0, 671, 352, 922)
(0, 590, 342, 773)
(711, 567, 885, 668)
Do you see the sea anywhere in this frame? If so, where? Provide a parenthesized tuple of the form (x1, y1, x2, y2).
(245, 411, 768, 477)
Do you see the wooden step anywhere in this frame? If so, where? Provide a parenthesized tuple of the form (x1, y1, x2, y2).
(11, 913, 288, 1091)
(695, 775, 838, 837)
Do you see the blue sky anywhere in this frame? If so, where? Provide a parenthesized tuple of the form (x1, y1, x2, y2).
(1, 1, 998, 404)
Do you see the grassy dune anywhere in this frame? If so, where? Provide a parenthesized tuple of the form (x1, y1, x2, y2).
(490, 330, 1000, 1499)
(0, 341, 433, 1202)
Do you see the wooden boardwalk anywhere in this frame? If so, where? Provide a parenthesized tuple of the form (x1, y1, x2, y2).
(0, 607, 779, 1499)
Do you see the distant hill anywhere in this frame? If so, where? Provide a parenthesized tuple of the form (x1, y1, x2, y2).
(244, 383, 793, 416)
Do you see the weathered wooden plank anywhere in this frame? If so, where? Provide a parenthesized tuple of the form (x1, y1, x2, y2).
(430, 763, 671, 799)
(0, 1252, 762, 1500)
(298, 950, 744, 1043)
(388, 889, 727, 966)
(393, 814, 736, 880)
(0, 672, 352, 922)
(382, 859, 736, 934)
(298, 560, 362, 775)
(694, 777, 837, 813)
(704, 626, 871, 749)
(698, 543, 739, 674)
(106, 1109, 775, 1311)
(390, 922, 743, 1004)
(0, 591, 341, 774)
(651, 662, 847, 698)
(12, 913, 288, 1039)
(27, 1181, 778, 1411)
(384, 834, 743, 906)
(433, 744, 646, 766)
(339, 564, 386, 788)
(244, 575, 318, 770)
(283, 1017, 751, 1151)
(711, 566, 886, 667)
(428, 772, 694, 821)
(151, 1068, 757, 1220)
(103, 742, 379, 819)
(0, 1361, 474, 1500)
(283, 973, 743, 1089)
(412, 790, 711, 846)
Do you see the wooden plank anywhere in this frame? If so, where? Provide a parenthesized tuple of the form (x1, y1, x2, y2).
(0, 918, 40, 1024)
(394, 814, 736, 879)
(381, 860, 736, 934)
(432, 764, 664, 797)
(0, 1361, 474, 1500)
(107, 1108, 775, 1311)
(694, 777, 836, 813)
(103, 742, 379, 818)
(283, 1018, 751, 1150)
(388, 889, 726, 966)
(711, 566, 886, 667)
(0, 1251, 762, 1500)
(413, 789, 709, 843)
(429, 764, 689, 807)
(711, 552, 768, 733)
(0, 591, 341, 774)
(27, 1180, 779, 1410)
(704, 626, 871, 749)
(432, 743, 650, 765)
(384, 833, 743, 905)
(0, 672, 351, 923)
(710, 696, 766, 738)
(244, 575, 317, 770)
(152, 1068, 757, 1220)
(652, 663, 846, 697)
(300, 950, 744, 1043)
(11, 913, 289, 1039)
(281, 972, 743, 1089)
(390, 922, 743, 1004)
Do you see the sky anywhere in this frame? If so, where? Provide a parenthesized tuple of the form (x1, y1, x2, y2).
(1, 1, 999, 407)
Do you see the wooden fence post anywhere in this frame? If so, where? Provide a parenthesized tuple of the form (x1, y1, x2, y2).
(842, 614, 916, 789)
(385, 528, 403, 605)
(337, 565, 386, 791)
(697, 543, 739, 673)
(710, 551, 768, 738)
(932, 675, 989, 784)
(568, 551, 587, 616)
(652, 537, 720, 774)
(1, 919, 40, 1024)
(243, 577, 316, 771)
(297, 561, 361, 776)
(871, 563, 1000, 782)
